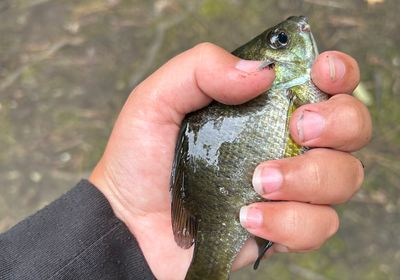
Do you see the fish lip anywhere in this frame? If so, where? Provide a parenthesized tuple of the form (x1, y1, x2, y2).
(298, 16, 311, 32)
(300, 23, 311, 32)
(287, 15, 311, 32)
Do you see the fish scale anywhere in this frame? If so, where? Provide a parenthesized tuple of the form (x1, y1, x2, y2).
(170, 16, 328, 280)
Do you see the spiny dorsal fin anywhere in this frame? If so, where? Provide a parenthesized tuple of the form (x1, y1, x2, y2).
(170, 121, 197, 249)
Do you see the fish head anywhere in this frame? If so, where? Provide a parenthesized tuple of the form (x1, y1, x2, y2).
(263, 16, 318, 65)
(233, 15, 318, 76)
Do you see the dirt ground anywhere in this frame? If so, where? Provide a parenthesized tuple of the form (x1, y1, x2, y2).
(1, 0, 399, 279)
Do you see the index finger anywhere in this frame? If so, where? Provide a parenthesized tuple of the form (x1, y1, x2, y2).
(311, 51, 360, 95)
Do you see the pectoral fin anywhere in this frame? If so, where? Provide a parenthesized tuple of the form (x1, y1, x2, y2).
(253, 238, 274, 270)
(171, 188, 197, 249)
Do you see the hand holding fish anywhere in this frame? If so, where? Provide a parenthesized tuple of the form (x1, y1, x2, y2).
(89, 43, 371, 279)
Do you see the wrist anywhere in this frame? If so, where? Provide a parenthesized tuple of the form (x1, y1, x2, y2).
(89, 160, 131, 227)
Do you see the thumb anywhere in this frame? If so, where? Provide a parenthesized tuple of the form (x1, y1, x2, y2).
(124, 42, 275, 126)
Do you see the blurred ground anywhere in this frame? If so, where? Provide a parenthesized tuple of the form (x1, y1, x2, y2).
(0, 0, 399, 279)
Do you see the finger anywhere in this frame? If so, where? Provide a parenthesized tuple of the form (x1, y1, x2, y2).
(239, 202, 339, 252)
(289, 94, 372, 151)
(311, 51, 360, 95)
(252, 149, 364, 204)
(126, 42, 275, 126)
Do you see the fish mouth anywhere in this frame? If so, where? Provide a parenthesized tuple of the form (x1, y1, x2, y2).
(287, 15, 311, 32)
(301, 23, 311, 32)
(287, 15, 318, 57)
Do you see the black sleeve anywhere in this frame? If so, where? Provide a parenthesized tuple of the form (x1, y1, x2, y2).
(0, 180, 156, 280)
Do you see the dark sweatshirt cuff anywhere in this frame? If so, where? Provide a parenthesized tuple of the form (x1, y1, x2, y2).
(0, 179, 156, 280)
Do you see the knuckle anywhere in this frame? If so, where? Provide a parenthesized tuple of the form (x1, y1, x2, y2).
(299, 208, 338, 252)
(280, 204, 303, 243)
(335, 95, 371, 138)
(344, 104, 364, 139)
(305, 156, 324, 200)
(192, 42, 219, 60)
(332, 96, 366, 145)
(279, 204, 339, 252)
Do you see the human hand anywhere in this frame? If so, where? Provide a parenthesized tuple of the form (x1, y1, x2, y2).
(89, 44, 371, 279)
(236, 51, 371, 267)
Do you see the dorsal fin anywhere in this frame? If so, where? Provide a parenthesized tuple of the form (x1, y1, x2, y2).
(170, 121, 197, 249)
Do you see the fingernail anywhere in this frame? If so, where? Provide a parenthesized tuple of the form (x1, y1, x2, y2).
(235, 59, 267, 73)
(297, 110, 325, 142)
(328, 55, 346, 82)
(240, 206, 263, 229)
(253, 166, 283, 195)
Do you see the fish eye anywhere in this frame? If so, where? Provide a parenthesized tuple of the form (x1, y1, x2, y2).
(277, 32, 288, 45)
(267, 29, 289, 49)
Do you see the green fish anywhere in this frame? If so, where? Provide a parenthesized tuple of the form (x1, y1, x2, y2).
(170, 16, 328, 280)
